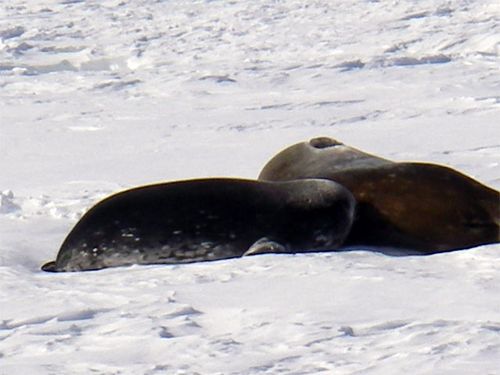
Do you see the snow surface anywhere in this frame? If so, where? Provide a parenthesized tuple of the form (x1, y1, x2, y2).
(1, 0, 500, 373)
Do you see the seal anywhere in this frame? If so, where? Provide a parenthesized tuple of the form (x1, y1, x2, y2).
(42, 178, 355, 272)
(259, 137, 500, 253)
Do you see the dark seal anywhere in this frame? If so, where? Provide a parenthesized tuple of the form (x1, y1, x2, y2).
(42, 178, 355, 272)
(259, 137, 500, 253)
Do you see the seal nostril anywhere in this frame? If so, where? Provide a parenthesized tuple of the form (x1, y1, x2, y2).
(309, 137, 342, 149)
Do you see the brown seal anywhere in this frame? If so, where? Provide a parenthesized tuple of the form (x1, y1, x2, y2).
(259, 137, 500, 253)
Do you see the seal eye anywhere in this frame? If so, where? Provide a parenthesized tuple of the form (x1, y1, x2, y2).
(309, 137, 342, 149)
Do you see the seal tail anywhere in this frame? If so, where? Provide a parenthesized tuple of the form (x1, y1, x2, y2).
(41, 261, 58, 272)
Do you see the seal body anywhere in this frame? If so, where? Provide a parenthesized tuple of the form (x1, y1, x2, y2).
(42, 178, 355, 272)
(259, 137, 500, 253)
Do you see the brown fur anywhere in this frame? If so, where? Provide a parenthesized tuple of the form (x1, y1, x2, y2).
(259, 137, 500, 253)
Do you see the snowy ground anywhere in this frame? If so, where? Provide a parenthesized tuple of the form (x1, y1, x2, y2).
(1, 0, 500, 374)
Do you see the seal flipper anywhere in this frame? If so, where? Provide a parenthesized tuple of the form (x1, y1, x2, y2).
(243, 237, 287, 256)
(41, 261, 58, 272)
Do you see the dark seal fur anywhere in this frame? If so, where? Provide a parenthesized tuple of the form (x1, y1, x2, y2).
(259, 137, 500, 253)
(42, 178, 355, 272)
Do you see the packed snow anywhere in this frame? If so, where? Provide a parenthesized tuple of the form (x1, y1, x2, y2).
(1, 0, 499, 374)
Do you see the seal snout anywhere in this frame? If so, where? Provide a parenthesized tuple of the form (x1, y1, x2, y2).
(309, 137, 343, 149)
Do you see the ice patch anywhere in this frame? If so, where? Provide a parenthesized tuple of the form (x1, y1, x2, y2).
(0, 26, 25, 40)
(334, 60, 365, 71)
(374, 54, 452, 68)
(0, 190, 20, 214)
(67, 125, 104, 132)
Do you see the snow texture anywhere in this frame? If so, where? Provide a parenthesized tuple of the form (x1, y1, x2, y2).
(1, 0, 499, 374)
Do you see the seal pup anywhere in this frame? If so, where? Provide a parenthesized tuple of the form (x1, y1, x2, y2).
(42, 178, 355, 272)
(259, 137, 500, 253)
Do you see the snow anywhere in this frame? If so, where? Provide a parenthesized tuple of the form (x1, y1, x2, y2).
(1, 0, 499, 373)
